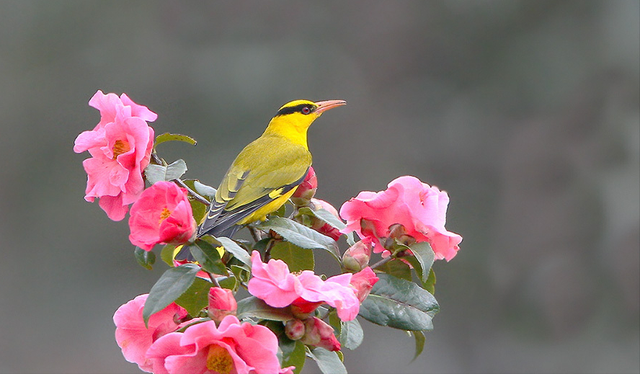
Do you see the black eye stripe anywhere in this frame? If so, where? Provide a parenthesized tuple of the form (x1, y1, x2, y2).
(275, 103, 315, 116)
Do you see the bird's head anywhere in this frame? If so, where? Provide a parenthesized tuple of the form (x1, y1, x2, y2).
(265, 99, 346, 145)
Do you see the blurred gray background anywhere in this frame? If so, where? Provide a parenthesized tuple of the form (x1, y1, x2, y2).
(0, 1, 638, 373)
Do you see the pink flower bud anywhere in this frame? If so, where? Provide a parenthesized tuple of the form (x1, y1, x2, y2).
(310, 198, 342, 241)
(291, 167, 318, 206)
(207, 287, 237, 322)
(350, 267, 379, 303)
(342, 238, 373, 272)
(285, 319, 306, 341)
(300, 317, 341, 352)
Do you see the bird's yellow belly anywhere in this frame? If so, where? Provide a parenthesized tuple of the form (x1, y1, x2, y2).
(236, 187, 298, 225)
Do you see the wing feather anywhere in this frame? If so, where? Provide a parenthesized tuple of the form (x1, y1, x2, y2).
(198, 134, 311, 237)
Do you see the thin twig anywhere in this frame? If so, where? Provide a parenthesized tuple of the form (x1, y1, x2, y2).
(248, 226, 262, 243)
(150, 152, 164, 165)
(172, 179, 210, 206)
(208, 272, 221, 288)
(370, 256, 393, 270)
(264, 238, 276, 261)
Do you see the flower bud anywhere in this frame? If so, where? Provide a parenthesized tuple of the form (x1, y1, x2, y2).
(285, 319, 306, 341)
(342, 238, 372, 272)
(291, 167, 317, 206)
(350, 267, 379, 303)
(291, 298, 322, 320)
(300, 317, 341, 351)
(310, 198, 342, 241)
(207, 287, 237, 323)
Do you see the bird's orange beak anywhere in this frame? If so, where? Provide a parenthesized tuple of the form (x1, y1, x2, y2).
(314, 100, 346, 114)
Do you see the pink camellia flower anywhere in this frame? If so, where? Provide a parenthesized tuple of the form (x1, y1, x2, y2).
(74, 90, 156, 221)
(291, 166, 317, 206)
(340, 176, 463, 261)
(300, 317, 341, 352)
(349, 267, 379, 303)
(146, 316, 294, 374)
(128, 181, 197, 251)
(247, 252, 360, 321)
(207, 287, 237, 322)
(113, 294, 188, 373)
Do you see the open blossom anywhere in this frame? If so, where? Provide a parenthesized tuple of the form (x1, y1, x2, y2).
(128, 181, 197, 251)
(247, 251, 360, 321)
(340, 175, 462, 261)
(113, 294, 188, 373)
(74, 90, 156, 221)
(146, 316, 294, 374)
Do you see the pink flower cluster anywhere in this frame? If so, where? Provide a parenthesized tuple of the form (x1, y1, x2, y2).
(248, 251, 378, 321)
(114, 294, 293, 374)
(340, 175, 463, 261)
(74, 91, 196, 250)
(75, 92, 462, 373)
(74, 90, 156, 221)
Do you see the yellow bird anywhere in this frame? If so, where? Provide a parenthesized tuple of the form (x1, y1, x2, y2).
(197, 99, 346, 239)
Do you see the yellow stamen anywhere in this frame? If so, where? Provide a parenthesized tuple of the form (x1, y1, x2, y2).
(112, 139, 131, 159)
(206, 344, 234, 374)
(159, 208, 171, 224)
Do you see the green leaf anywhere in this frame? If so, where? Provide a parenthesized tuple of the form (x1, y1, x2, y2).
(327, 310, 342, 336)
(230, 264, 251, 283)
(359, 273, 439, 331)
(272, 203, 287, 218)
(165, 159, 188, 180)
(340, 318, 364, 350)
(377, 259, 412, 282)
(270, 241, 314, 272)
(310, 208, 347, 231)
(144, 164, 167, 185)
(308, 347, 347, 374)
(408, 241, 435, 285)
(423, 268, 436, 295)
(182, 180, 209, 223)
(218, 275, 238, 291)
(279, 336, 306, 374)
(134, 247, 155, 270)
(143, 263, 200, 325)
(193, 180, 216, 198)
(188, 240, 226, 275)
(160, 244, 178, 266)
(409, 330, 426, 362)
(345, 231, 356, 247)
(155, 132, 197, 148)
(257, 216, 340, 261)
(236, 296, 293, 322)
(216, 236, 252, 268)
(174, 277, 212, 316)
(144, 159, 188, 184)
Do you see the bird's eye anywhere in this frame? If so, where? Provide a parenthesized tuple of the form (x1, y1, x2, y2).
(301, 106, 312, 115)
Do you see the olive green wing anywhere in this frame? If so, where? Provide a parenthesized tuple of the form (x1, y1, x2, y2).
(198, 135, 311, 237)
